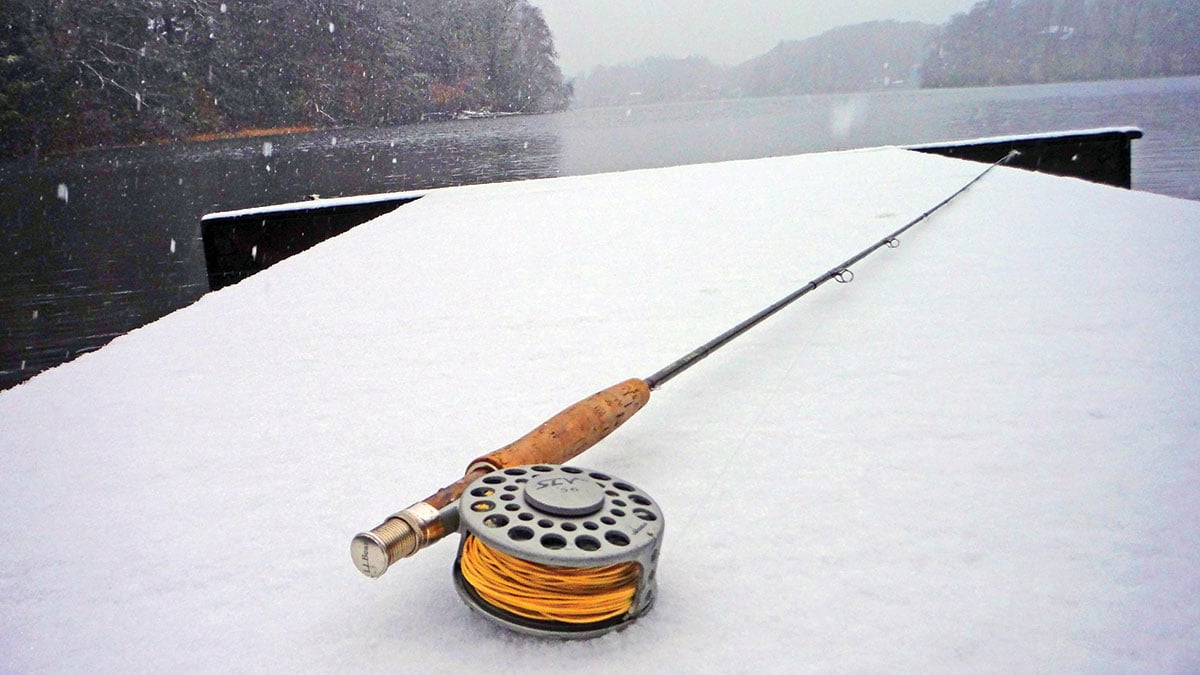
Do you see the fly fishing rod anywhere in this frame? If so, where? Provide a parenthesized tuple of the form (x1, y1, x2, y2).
(351, 151, 1016, 636)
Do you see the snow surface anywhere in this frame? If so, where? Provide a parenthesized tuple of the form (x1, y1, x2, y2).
(201, 189, 429, 221)
(905, 126, 1144, 149)
(2, 148, 1199, 672)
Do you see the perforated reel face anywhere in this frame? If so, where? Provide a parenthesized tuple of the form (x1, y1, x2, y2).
(454, 464, 665, 637)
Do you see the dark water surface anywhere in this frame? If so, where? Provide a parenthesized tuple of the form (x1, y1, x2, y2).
(2, 76, 1198, 390)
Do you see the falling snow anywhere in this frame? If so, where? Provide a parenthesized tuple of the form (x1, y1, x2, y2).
(2, 150, 1198, 672)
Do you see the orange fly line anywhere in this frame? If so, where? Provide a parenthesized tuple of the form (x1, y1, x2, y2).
(458, 534, 641, 624)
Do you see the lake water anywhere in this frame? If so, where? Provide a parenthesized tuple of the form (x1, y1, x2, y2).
(2, 76, 1198, 390)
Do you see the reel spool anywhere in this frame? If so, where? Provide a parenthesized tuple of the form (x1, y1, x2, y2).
(453, 464, 664, 639)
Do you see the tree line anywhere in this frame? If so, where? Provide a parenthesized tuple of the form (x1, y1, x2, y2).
(572, 21, 938, 108)
(0, 0, 572, 156)
(924, 0, 1200, 87)
(573, 0, 1200, 107)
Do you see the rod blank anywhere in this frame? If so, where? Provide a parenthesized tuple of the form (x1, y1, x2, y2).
(645, 150, 1017, 390)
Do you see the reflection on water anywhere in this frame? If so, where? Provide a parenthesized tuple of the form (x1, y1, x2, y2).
(557, 76, 1200, 198)
(2, 76, 1198, 390)
(0, 120, 566, 389)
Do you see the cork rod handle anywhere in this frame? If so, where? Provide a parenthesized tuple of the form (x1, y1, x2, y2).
(468, 378, 652, 473)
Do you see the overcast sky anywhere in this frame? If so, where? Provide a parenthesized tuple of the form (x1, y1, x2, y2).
(532, 1, 981, 75)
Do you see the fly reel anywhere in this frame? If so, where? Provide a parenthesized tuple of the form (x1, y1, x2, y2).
(453, 464, 664, 639)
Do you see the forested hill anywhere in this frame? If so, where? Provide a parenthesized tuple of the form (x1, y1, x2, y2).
(0, 0, 572, 156)
(923, 0, 1200, 87)
(733, 21, 936, 97)
(571, 21, 936, 108)
(572, 0, 1200, 108)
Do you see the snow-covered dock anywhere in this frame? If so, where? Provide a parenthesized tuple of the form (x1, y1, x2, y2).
(2, 147, 1198, 671)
